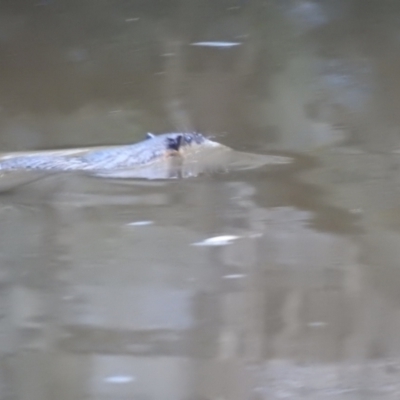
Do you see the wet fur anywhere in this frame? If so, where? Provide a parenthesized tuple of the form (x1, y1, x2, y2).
(0, 132, 214, 172)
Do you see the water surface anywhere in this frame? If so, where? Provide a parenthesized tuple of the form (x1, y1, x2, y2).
(0, 1, 400, 399)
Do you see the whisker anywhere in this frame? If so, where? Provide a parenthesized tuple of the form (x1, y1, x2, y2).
(206, 132, 227, 140)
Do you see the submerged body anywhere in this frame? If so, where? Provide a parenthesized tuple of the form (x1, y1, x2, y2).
(0, 132, 291, 187)
(0, 132, 222, 173)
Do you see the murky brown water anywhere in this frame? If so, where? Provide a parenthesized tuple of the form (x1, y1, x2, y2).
(1, 1, 400, 399)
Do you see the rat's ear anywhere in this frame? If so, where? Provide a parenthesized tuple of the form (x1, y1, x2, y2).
(166, 135, 183, 151)
(146, 132, 156, 139)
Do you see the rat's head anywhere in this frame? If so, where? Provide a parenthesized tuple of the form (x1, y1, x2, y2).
(165, 132, 219, 153)
(145, 132, 222, 155)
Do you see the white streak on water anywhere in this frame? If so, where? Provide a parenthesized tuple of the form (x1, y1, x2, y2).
(223, 274, 246, 279)
(190, 41, 242, 48)
(192, 235, 240, 246)
(127, 221, 154, 226)
(105, 375, 135, 384)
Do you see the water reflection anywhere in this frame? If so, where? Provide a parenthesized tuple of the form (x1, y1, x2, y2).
(0, 162, 366, 399)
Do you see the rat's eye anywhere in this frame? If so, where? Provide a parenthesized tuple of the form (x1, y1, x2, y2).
(184, 135, 193, 144)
